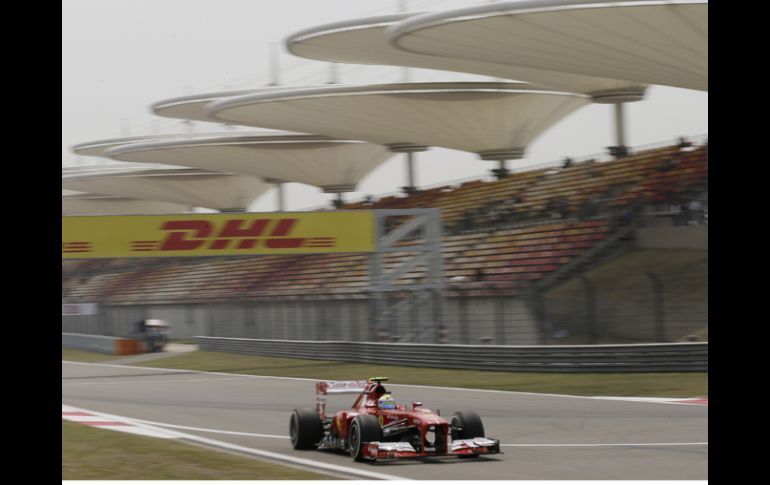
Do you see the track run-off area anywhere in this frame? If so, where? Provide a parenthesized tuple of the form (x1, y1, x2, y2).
(62, 361, 707, 480)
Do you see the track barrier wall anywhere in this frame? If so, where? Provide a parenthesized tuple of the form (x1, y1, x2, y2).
(62, 332, 141, 355)
(195, 337, 707, 373)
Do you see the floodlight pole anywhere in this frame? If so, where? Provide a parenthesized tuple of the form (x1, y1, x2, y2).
(268, 42, 281, 86)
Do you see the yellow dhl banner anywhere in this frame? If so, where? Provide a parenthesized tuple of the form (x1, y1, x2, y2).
(62, 211, 376, 258)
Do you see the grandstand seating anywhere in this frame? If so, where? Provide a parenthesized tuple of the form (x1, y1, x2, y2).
(62, 141, 707, 304)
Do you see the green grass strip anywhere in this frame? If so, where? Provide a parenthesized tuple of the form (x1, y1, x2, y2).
(136, 350, 707, 398)
(62, 348, 120, 362)
(62, 420, 333, 480)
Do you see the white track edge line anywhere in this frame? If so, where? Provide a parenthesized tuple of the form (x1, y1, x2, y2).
(62, 403, 409, 481)
(133, 418, 708, 448)
(62, 360, 707, 405)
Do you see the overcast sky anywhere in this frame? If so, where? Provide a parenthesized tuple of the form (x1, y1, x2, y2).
(62, 0, 708, 212)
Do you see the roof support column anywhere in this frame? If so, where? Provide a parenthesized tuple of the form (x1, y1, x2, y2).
(479, 148, 525, 179)
(495, 160, 510, 180)
(406, 152, 416, 192)
(387, 144, 429, 195)
(591, 88, 648, 159)
(333, 192, 344, 209)
(275, 182, 285, 212)
(614, 102, 626, 150)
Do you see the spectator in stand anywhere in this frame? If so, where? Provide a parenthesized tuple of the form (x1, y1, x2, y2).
(677, 136, 692, 149)
(562, 157, 574, 169)
(459, 210, 474, 232)
(657, 157, 676, 172)
(474, 268, 484, 282)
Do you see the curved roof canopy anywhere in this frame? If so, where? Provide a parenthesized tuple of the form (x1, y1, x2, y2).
(72, 132, 240, 159)
(152, 88, 291, 124)
(390, 0, 707, 92)
(62, 191, 190, 216)
(287, 12, 647, 102)
(62, 165, 269, 211)
(207, 82, 589, 160)
(107, 132, 393, 193)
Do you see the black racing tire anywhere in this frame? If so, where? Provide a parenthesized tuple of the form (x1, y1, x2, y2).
(348, 414, 382, 461)
(289, 408, 324, 450)
(450, 411, 485, 440)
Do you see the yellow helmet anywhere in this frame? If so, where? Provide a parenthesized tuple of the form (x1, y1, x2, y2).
(377, 394, 395, 410)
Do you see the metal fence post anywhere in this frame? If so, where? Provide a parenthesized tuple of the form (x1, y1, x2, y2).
(646, 271, 666, 342)
(495, 295, 506, 345)
(529, 283, 547, 344)
(579, 276, 598, 344)
(207, 305, 215, 337)
(458, 292, 469, 344)
(100, 303, 111, 336)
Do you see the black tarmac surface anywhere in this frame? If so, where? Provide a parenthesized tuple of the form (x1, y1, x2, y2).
(62, 361, 707, 480)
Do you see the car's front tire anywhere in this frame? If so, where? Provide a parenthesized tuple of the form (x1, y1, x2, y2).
(289, 408, 323, 450)
(348, 414, 382, 461)
(450, 410, 485, 440)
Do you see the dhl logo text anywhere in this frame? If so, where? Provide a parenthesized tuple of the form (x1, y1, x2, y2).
(62, 242, 92, 253)
(131, 218, 336, 252)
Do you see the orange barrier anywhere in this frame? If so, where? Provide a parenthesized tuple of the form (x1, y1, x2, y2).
(113, 339, 141, 355)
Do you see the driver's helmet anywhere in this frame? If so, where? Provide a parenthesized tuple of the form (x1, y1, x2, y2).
(377, 394, 396, 410)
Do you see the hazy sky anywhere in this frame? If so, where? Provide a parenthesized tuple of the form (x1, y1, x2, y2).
(62, 0, 708, 212)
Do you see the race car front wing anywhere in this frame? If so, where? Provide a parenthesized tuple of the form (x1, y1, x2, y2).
(362, 437, 501, 461)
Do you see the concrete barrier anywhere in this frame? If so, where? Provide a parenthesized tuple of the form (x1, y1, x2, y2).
(195, 337, 707, 373)
(62, 333, 141, 355)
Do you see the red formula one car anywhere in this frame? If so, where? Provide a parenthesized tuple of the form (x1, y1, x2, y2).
(289, 377, 501, 461)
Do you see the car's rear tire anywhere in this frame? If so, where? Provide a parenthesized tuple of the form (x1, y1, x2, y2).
(289, 408, 323, 450)
(348, 414, 382, 461)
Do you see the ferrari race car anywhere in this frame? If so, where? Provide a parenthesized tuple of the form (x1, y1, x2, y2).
(289, 377, 501, 461)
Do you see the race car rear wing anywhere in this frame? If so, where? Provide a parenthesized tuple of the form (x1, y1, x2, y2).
(315, 380, 369, 418)
(315, 380, 369, 395)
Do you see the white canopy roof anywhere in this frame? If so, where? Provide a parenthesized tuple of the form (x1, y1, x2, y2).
(390, 0, 707, 92)
(72, 132, 242, 159)
(107, 133, 393, 193)
(287, 12, 647, 102)
(62, 191, 190, 216)
(151, 88, 296, 124)
(207, 82, 589, 160)
(62, 165, 269, 211)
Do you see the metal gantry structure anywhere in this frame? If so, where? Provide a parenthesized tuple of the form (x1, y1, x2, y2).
(369, 208, 444, 343)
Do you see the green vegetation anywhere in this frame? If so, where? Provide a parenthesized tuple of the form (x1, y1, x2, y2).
(62, 348, 118, 362)
(137, 350, 707, 398)
(62, 420, 334, 480)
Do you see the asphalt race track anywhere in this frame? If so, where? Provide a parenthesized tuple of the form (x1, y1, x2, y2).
(62, 361, 708, 480)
